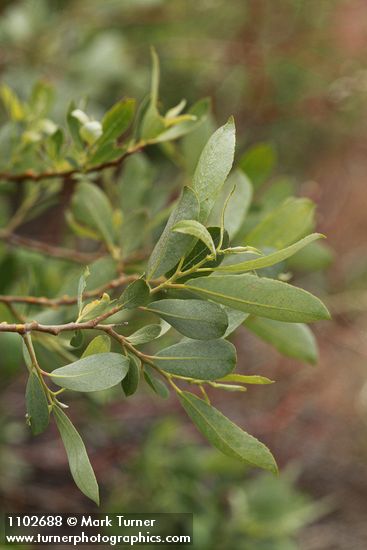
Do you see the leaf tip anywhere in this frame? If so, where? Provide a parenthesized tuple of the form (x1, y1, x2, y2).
(226, 115, 235, 127)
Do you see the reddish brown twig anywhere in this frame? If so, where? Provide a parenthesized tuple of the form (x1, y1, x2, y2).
(0, 143, 144, 183)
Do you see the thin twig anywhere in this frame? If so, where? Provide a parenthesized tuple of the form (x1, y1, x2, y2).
(0, 231, 104, 263)
(3, 301, 26, 322)
(0, 302, 126, 335)
(0, 143, 144, 183)
(0, 273, 163, 307)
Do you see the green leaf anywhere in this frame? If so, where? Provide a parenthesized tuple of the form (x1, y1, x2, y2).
(260, 176, 295, 210)
(120, 279, 150, 309)
(120, 211, 148, 259)
(122, 354, 141, 397)
(144, 365, 170, 399)
(53, 406, 99, 505)
(97, 98, 135, 147)
(49, 127, 64, 159)
(127, 324, 163, 345)
(0, 84, 26, 121)
(140, 103, 165, 141)
(182, 105, 215, 174)
(25, 370, 50, 435)
(66, 101, 84, 149)
(184, 274, 330, 323)
(287, 240, 334, 272)
(70, 330, 84, 349)
(82, 335, 111, 358)
(219, 373, 274, 385)
(66, 211, 101, 240)
(153, 339, 236, 380)
(216, 234, 324, 273)
(118, 153, 154, 214)
(179, 391, 277, 472)
(172, 220, 216, 256)
(87, 142, 122, 167)
(146, 186, 200, 280)
(246, 198, 315, 249)
(192, 117, 236, 222)
(245, 317, 318, 364)
(22, 340, 32, 369)
(78, 293, 114, 322)
(77, 266, 90, 315)
(50, 353, 129, 392)
(146, 299, 228, 340)
(140, 49, 165, 140)
(71, 181, 116, 247)
(30, 81, 54, 117)
(239, 142, 277, 188)
(209, 170, 253, 239)
(223, 307, 249, 337)
(153, 97, 210, 143)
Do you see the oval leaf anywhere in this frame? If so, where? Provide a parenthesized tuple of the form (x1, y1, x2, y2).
(246, 197, 315, 249)
(146, 299, 228, 340)
(82, 335, 111, 358)
(239, 142, 277, 189)
(25, 370, 50, 435)
(245, 317, 318, 365)
(179, 391, 277, 472)
(53, 406, 99, 505)
(71, 181, 116, 247)
(122, 354, 141, 397)
(193, 117, 236, 222)
(184, 273, 330, 323)
(153, 339, 236, 380)
(98, 97, 135, 147)
(120, 279, 151, 309)
(50, 353, 129, 392)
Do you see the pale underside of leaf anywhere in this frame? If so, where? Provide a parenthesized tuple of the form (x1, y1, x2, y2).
(53, 406, 99, 505)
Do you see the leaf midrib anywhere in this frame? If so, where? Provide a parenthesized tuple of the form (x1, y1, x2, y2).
(185, 285, 316, 316)
(182, 394, 262, 467)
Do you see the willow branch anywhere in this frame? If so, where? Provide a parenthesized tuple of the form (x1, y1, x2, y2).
(0, 272, 142, 307)
(0, 143, 144, 183)
(0, 231, 104, 263)
(0, 300, 127, 335)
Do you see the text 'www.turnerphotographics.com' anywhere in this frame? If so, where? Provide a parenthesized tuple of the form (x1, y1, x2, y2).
(3, 514, 193, 546)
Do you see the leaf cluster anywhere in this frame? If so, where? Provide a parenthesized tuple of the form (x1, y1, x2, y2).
(0, 52, 331, 504)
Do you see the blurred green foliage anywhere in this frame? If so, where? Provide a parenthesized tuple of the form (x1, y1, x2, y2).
(1, 0, 365, 172)
(107, 419, 324, 550)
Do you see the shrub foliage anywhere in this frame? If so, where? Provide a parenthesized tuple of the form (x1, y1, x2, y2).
(0, 52, 330, 504)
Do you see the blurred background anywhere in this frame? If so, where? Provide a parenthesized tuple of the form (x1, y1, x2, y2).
(1, 1, 367, 548)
